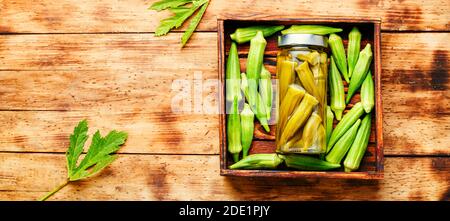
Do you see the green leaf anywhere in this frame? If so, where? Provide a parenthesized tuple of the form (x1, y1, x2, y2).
(181, 0, 209, 46)
(154, 0, 208, 37)
(66, 120, 88, 177)
(149, 0, 192, 11)
(40, 120, 128, 201)
(68, 125, 128, 181)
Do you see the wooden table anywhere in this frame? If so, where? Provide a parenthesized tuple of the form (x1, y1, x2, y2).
(0, 0, 448, 201)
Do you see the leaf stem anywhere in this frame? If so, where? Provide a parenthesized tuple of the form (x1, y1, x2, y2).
(38, 179, 70, 201)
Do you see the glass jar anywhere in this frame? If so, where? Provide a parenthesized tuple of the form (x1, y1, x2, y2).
(275, 34, 329, 154)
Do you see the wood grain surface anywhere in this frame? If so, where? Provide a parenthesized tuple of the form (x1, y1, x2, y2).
(0, 153, 448, 200)
(0, 0, 449, 200)
(0, 33, 448, 155)
(0, 0, 449, 33)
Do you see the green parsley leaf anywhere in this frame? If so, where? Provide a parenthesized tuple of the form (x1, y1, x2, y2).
(66, 119, 89, 176)
(154, 0, 208, 37)
(68, 129, 128, 181)
(149, 0, 193, 11)
(181, 0, 209, 47)
(39, 120, 127, 201)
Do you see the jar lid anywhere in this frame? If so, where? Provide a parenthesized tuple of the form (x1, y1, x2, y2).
(278, 34, 328, 48)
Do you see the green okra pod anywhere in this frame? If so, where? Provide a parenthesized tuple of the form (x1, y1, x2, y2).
(277, 84, 306, 135)
(346, 44, 373, 104)
(361, 70, 374, 113)
(227, 96, 242, 162)
(329, 57, 345, 121)
(279, 93, 318, 147)
(229, 153, 284, 169)
(281, 25, 343, 35)
(327, 102, 365, 153)
(255, 93, 270, 132)
(297, 51, 321, 66)
(300, 112, 322, 151)
(225, 42, 242, 105)
(326, 105, 334, 143)
(344, 113, 372, 172)
(241, 72, 249, 99)
(317, 52, 328, 114)
(260, 65, 273, 120)
(329, 33, 349, 83)
(241, 73, 270, 132)
(246, 31, 267, 111)
(230, 25, 285, 44)
(326, 119, 361, 164)
(316, 124, 327, 153)
(278, 60, 297, 102)
(284, 154, 340, 171)
(320, 52, 328, 80)
(288, 119, 326, 153)
(348, 27, 361, 78)
(295, 61, 318, 99)
(240, 103, 255, 158)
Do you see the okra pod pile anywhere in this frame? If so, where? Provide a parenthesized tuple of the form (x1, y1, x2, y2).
(226, 25, 283, 163)
(226, 24, 375, 173)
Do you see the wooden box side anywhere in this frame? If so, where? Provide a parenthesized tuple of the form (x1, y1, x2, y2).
(218, 19, 227, 174)
(218, 18, 383, 179)
(374, 22, 384, 177)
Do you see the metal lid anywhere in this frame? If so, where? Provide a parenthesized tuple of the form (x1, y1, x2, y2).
(278, 34, 328, 48)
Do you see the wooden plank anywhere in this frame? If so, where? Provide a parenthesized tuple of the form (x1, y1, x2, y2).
(1, 110, 446, 155)
(383, 113, 450, 155)
(0, 33, 448, 113)
(0, 33, 448, 155)
(0, 153, 448, 200)
(380, 32, 450, 114)
(0, 0, 448, 33)
(0, 111, 219, 154)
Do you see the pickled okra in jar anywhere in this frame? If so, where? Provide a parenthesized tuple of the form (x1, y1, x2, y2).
(276, 34, 329, 154)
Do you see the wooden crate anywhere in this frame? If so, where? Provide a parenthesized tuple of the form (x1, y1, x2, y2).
(218, 18, 383, 179)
